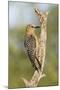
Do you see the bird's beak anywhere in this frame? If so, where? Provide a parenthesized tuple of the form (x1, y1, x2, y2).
(35, 26, 40, 28)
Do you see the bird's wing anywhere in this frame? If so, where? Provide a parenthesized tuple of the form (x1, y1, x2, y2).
(24, 35, 41, 71)
(24, 35, 36, 51)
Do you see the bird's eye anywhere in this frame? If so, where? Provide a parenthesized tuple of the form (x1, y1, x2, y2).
(31, 26, 34, 28)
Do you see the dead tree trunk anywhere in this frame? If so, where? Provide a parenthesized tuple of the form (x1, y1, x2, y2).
(22, 8, 48, 87)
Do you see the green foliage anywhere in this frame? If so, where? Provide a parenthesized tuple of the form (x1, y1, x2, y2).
(8, 6, 58, 88)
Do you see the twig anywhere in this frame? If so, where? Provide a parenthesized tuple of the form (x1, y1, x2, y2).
(22, 71, 45, 87)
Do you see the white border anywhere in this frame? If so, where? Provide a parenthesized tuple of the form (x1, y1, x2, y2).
(9, 0, 60, 4)
(0, 0, 8, 88)
(0, 0, 60, 90)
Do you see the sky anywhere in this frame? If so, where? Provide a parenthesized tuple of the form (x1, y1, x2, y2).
(9, 2, 53, 28)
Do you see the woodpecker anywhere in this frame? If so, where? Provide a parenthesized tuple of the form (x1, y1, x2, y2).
(24, 24, 41, 72)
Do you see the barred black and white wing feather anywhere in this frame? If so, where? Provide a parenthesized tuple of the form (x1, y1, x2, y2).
(24, 35, 41, 72)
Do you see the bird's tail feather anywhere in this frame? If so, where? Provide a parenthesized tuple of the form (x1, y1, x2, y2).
(35, 56, 41, 71)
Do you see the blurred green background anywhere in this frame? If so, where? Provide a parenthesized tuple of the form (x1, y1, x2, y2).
(8, 2, 58, 89)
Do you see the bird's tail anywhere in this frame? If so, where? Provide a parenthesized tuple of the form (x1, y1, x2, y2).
(35, 56, 41, 72)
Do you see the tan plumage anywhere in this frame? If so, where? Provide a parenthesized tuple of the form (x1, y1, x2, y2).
(24, 24, 41, 72)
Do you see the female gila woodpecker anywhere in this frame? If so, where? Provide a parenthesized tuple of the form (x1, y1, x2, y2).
(24, 24, 41, 72)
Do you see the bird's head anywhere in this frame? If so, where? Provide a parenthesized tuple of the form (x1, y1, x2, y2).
(26, 24, 40, 35)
